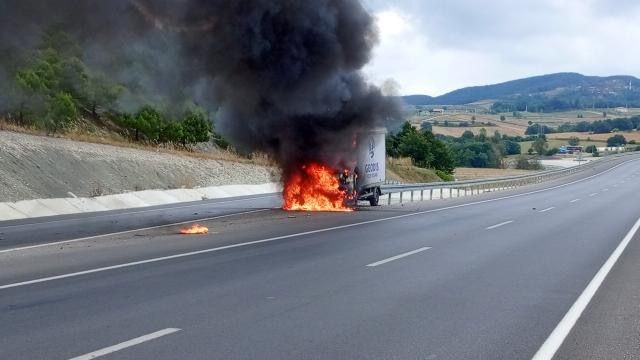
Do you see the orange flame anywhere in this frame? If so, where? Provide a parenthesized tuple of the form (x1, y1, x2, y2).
(179, 224, 209, 235)
(283, 163, 353, 212)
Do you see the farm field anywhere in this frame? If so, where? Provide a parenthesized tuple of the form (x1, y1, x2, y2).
(431, 125, 525, 137)
(547, 131, 640, 142)
(415, 108, 640, 138)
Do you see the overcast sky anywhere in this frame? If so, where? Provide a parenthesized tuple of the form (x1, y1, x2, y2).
(362, 0, 640, 96)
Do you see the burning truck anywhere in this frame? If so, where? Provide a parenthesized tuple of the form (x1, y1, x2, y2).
(282, 128, 386, 211)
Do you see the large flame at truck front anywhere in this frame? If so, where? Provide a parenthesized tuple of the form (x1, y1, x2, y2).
(283, 163, 352, 212)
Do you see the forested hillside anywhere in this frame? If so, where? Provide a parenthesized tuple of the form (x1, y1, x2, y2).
(0, 29, 223, 147)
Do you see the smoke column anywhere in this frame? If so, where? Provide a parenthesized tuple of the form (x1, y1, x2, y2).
(0, 0, 401, 178)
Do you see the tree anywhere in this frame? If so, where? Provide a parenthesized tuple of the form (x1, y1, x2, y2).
(478, 128, 487, 142)
(607, 134, 627, 147)
(160, 121, 183, 144)
(491, 130, 502, 144)
(181, 110, 211, 145)
(398, 129, 434, 168)
(461, 130, 475, 140)
(46, 92, 77, 134)
(127, 106, 164, 142)
(568, 136, 580, 146)
(387, 122, 455, 173)
(85, 74, 123, 120)
(532, 137, 548, 155)
(503, 140, 521, 155)
(500, 115, 506, 121)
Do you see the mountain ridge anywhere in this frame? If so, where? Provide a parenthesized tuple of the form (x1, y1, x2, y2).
(402, 72, 640, 111)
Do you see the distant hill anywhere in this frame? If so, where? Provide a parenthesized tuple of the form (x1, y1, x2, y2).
(402, 73, 640, 111)
(402, 95, 435, 106)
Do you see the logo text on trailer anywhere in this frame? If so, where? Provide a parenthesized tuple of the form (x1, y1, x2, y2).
(368, 136, 375, 159)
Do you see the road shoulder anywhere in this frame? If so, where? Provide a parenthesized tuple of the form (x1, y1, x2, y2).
(554, 228, 640, 359)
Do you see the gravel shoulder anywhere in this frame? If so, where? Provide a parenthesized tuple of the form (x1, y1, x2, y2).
(0, 131, 278, 202)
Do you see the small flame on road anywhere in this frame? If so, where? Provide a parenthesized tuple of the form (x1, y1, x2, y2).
(179, 224, 209, 235)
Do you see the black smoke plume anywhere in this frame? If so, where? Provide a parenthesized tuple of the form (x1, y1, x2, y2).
(0, 0, 401, 178)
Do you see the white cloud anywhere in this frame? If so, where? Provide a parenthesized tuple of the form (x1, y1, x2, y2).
(363, 1, 640, 96)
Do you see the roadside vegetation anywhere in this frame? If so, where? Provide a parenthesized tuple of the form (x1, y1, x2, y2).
(0, 29, 227, 150)
(387, 122, 525, 174)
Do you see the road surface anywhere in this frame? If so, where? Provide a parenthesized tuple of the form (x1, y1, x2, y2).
(1, 155, 640, 359)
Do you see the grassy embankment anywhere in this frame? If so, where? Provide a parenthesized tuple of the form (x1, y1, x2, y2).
(0, 118, 272, 166)
(386, 157, 442, 183)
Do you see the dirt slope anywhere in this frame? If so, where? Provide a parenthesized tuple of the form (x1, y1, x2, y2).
(0, 131, 278, 202)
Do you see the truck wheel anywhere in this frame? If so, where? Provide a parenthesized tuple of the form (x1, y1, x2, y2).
(369, 189, 380, 206)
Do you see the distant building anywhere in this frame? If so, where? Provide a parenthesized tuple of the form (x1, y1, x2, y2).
(430, 108, 445, 114)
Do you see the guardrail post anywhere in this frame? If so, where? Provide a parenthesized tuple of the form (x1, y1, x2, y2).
(457, 188, 460, 197)
(449, 188, 452, 198)
(430, 189, 433, 200)
(387, 193, 391, 205)
(420, 189, 424, 201)
(411, 191, 414, 202)
(400, 191, 403, 203)
(440, 188, 444, 199)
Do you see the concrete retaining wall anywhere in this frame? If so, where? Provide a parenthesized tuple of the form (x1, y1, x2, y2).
(0, 183, 281, 222)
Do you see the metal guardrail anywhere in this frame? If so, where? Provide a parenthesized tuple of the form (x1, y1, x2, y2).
(379, 153, 630, 205)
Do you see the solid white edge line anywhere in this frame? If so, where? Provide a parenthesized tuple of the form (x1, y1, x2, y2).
(531, 215, 640, 360)
(539, 207, 556, 213)
(570, 199, 581, 203)
(0, 194, 280, 229)
(366, 247, 431, 267)
(486, 220, 514, 230)
(1, 158, 638, 290)
(0, 209, 270, 254)
(589, 193, 598, 197)
(68, 328, 181, 360)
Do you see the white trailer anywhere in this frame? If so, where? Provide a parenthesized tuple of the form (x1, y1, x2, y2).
(355, 128, 386, 206)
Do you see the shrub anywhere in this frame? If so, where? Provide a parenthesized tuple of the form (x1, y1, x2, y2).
(515, 155, 543, 170)
(435, 170, 454, 182)
(545, 148, 559, 156)
(568, 136, 580, 146)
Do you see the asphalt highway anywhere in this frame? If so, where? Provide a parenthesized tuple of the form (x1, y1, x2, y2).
(1, 154, 640, 359)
